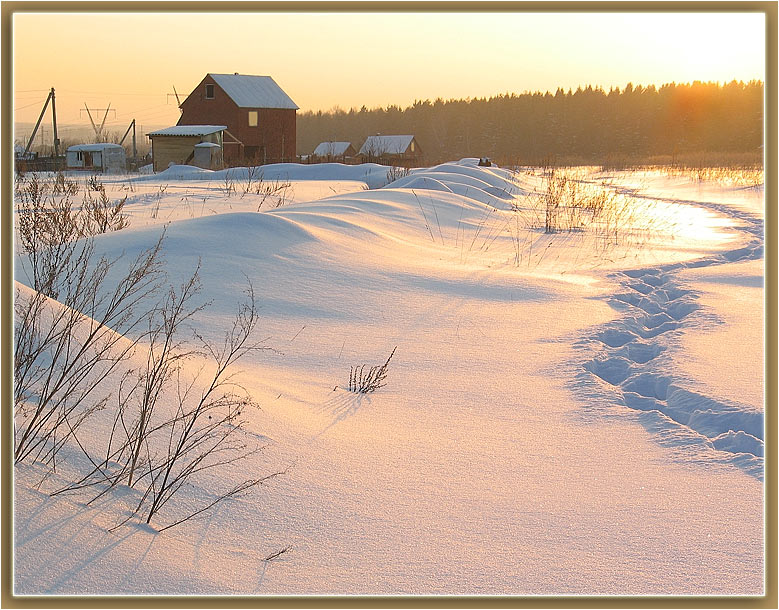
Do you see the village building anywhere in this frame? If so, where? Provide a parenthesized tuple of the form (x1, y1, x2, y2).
(311, 141, 357, 163)
(147, 125, 225, 172)
(358, 135, 422, 167)
(66, 143, 126, 173)
(178, 73, 298, 166)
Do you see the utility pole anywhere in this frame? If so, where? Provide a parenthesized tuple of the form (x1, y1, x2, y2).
(167, 85, 185, 113)
(119, 119, 137, 167)
(23, 87, 55, 156)
(51, 88, 60, 170)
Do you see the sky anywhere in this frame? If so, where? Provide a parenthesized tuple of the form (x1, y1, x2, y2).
(13, 10, 766, 134)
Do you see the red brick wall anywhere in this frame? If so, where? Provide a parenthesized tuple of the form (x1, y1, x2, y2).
(179, 75, 297, 164)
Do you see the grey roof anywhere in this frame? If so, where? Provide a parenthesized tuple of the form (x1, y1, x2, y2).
(210, 73, 298, 110)
(148, 125, 226, 137)
(313, 141, 353, 156)
(359, 135, 415, 155)
(67, 143, 124, 152)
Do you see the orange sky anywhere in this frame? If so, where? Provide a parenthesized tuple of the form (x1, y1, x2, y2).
(13, 10, 766, 134)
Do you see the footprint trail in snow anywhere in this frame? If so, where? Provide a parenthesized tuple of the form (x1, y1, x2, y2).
(574, 189, 764, 480)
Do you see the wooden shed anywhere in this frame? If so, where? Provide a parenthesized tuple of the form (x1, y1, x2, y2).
(147, 125, 225, 172)
(311, 141, 357, 163)
(358, 135, 422, 167)
(178, 73, 298, 166)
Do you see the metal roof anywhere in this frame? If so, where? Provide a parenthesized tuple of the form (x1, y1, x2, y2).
(148, 125, 227, 137)
(67, 143, 125, 152)
(313, 141, 353, 156)
(359, 135, 415, 155)
(210, 73, 298, 110)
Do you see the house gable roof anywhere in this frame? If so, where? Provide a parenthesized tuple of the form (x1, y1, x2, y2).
(359, 135, 415, 155)
(313, 141, 353, 156)
(209, 73, 299, 110)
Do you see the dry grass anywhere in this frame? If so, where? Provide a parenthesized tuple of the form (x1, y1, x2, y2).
(348, 347, 397, 394)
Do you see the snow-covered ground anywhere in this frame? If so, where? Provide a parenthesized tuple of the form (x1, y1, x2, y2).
(13, 161, 764, 595)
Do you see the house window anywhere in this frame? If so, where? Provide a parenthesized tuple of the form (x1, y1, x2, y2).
(76, 151, 83, 161)
(248, 111, 258, 127)
(205, 84, 214, 99)
(410, 141, 415, 152)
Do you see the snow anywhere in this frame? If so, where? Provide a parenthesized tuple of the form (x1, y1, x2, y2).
(134, 161, 395, 189)
(312, 141, 353, 156)
(13, 161, 764, 595)
(209, 73, 299, 110)
(359, 134, 415, 155)
(67, 143, 124, 152)
(147, 125, 226, 137)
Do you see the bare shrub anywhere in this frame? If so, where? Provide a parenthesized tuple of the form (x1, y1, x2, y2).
(130, 282, 273, 530)
(122, 267, 207, 488)
(255, 176, 293, 210)
(241, 165, 263, 198)
(386, 165, 410, 184)
(51, 275, 280, 532)
(52, 171, 79, 196)
(222, 171, 236, 197)
(87, 174, 103, 192)
(15, 175, 282, 534)
(82, 185, 129, 235)
(150, 184, 168, 219)
(16, 188, 90, 297)
(14, 235, 165, 466)
(348, 347, 397, 394)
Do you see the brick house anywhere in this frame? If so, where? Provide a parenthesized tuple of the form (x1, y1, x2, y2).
(178, 73, 298, 165)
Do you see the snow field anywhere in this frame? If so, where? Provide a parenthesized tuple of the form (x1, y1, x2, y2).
(13, 160, 764, 595)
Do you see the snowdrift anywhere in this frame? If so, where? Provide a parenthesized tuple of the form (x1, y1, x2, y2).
(135, 162, 395, 189)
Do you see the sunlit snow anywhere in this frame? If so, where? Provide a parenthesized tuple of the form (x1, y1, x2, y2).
(14, 159, 764, 595)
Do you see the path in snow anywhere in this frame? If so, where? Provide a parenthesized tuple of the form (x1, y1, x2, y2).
(573, 181, 764, 479)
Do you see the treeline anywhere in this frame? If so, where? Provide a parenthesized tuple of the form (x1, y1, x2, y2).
(297, 80, 763, 166)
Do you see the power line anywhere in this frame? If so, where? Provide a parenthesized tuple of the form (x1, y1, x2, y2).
(15, 100, 46, 111)
(58, 89, 169, 97)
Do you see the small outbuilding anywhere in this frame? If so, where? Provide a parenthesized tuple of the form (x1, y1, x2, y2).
(66, 143, 126, 173)
(358, 135, 421, 167)
(311, 141, 357, 163)
(147, 125, 226, 172)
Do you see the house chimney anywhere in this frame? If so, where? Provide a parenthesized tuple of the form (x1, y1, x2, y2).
(234, 72, 239, 75)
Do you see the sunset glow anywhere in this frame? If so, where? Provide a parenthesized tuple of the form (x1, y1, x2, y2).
(13, 10, 765, 130)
